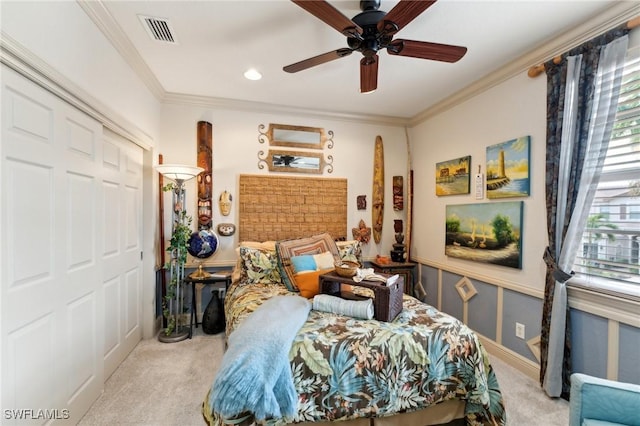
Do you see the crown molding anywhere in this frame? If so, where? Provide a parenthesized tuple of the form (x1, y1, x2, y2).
(162, 92, 410, 127)
(75, 0, 640, 128)
(78, 0, 165, 101)
(409, 2, 640, 126)
(81, 0, 640, 128)
(81, 0, 409, 127)
(0, 31, 154, 150)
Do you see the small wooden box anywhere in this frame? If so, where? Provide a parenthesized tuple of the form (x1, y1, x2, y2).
(370, 260, 417, 296)
(318, 271, 404, 322)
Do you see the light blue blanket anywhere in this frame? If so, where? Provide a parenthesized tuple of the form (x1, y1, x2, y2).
(208, 295, 311, 421)
(313, 294, 374, 320)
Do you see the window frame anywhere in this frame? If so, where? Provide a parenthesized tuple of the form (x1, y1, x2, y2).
(569, 42, 640, 302)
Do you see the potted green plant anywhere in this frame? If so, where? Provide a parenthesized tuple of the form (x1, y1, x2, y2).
(159, 182, 193, 342)
(155, 163, 203, 343)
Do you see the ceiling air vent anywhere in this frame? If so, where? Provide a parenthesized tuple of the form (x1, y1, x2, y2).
(138, 15, 178, 44)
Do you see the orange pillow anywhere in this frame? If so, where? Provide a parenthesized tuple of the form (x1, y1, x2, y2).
(294, 268, 334, 298)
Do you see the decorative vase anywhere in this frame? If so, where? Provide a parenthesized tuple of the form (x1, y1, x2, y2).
(202, 290, 225, 334)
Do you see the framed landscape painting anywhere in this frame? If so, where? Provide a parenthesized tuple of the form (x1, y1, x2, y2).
(445, 201, 523, 269)
(486, 136, 530, 199)
(436, 155, 471, 196)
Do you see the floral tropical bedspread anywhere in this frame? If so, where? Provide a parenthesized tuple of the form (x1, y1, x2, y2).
(204, 281, 507, 426)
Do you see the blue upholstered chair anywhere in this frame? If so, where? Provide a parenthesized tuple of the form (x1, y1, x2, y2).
(570, 373, 640, 426)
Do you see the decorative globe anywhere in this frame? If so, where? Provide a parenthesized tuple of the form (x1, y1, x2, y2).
(187, 229, 219, 259)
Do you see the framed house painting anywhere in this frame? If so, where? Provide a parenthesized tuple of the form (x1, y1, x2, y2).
(435, 155, 471, 196)
(486, 136, 530, 199)
(445, 201, 523, 269)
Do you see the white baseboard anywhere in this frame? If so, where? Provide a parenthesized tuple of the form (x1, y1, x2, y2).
(478, 335, 540, 382)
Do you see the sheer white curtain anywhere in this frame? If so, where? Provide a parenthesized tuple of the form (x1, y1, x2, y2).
(543, 35, 629, 397)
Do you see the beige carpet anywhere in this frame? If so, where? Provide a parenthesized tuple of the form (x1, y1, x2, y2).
(489, 356, 569, 425)
(79, 330, 225, 426)
(79, 330, 568, 426)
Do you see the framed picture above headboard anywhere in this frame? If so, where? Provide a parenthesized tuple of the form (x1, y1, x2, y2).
(238, 174, 347, 243)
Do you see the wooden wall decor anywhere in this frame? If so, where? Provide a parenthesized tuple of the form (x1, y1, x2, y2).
(352, 219, 371, 243)
(238, 174, 347, 243)
(260, 149, 331, 175)
(257, 123, 335, 175)
(393, 176, 403, 211)
(372, 136, 384, 243)
(219, 190, 232, 216)
(261, 123, 327, 150)
(197, 121, 213, 230)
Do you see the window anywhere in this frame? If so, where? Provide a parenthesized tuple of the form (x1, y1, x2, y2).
(572, 46, 640, 299)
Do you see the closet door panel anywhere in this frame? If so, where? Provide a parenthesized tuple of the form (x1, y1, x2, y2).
(1, 65, 144, 424)
(101, 131, 143, 380)
(1, 71, 64, 421)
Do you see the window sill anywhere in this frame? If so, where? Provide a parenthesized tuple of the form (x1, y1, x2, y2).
(568, 276, 640, 327)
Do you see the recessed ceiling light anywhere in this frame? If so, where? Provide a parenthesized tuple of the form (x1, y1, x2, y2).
(244, 69, 262, 81)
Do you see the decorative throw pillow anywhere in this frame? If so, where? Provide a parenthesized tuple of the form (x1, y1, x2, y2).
(276, 233, 340, 292)
(290, 255, 317, 274)
(294, 268, 334, 298)
(336, 240, 362, 264)
(313, 251, 335, 270)
(238, 246, 282, 284)
(233, 241, 277, 283)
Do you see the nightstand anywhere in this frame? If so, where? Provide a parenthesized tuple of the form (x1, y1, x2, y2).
(184, 272, 232, 337)
(369, 260, 417, 297)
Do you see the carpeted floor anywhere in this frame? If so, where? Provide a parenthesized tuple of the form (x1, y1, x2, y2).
(79, 330, 225, 426)
(79, 330, 568, 425)
(490, 355, 569, 425)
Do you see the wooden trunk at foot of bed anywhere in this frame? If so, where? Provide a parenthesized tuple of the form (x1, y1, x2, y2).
(238, 174, 347, 242)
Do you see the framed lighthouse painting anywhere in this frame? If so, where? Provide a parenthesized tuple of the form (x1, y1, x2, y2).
(485, 136, 530, 199)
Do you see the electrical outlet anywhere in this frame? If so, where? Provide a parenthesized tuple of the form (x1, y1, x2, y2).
(515, 322, 525, 339)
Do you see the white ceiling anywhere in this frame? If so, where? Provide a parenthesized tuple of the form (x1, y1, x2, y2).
(94, 0, 635, 122)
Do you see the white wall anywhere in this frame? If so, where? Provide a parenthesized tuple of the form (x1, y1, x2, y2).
(410, 72, 549, 292)
(158, 103, 409, 265)
(1, 0, 163, 340)
(0, 0, 161, 143)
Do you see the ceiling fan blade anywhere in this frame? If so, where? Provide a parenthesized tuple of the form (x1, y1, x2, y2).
(291, 0, 362, 37)
(387, 39, 467, 63)
(360, 56, 379, 94)
(378, 0, 437, 36)
(283, 48, 353, 73)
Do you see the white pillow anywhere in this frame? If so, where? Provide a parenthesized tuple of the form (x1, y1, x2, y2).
(313, 251, 335, 270)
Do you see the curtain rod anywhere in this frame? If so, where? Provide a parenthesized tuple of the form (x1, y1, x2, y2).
(527, 16, 640, 78)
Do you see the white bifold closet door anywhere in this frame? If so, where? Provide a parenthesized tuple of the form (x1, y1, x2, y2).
(1, 65, 143, 424)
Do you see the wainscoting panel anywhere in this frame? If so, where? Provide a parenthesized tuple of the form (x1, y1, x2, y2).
(417, 260, 640, 385)
(418, 263, 542, 380)
(467, 280, 498, 342)
(441, 271, 464, 320)
(618, 323, 640, 383)
(502, 290, 542, 364)
(422, 265, 439, 308)
(570, 310, 608, 379)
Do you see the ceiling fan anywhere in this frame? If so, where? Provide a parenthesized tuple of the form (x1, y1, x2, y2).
(283, 0, 467, 93)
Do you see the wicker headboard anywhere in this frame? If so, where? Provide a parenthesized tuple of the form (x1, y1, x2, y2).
(238, 174, 347, 242)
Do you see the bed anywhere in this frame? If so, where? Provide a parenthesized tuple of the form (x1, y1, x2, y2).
(202, 234, 507, 426)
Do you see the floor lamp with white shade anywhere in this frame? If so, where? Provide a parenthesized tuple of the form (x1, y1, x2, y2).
(156, 164, 203, 343)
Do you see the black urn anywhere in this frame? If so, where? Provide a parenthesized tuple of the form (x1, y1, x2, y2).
(202, 290, 225, 334)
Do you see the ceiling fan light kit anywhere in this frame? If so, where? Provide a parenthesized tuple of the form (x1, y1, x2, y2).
(284, 0, 467, 93)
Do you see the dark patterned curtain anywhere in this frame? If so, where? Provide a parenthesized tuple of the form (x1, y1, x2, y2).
(540, 26, 629, 398)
